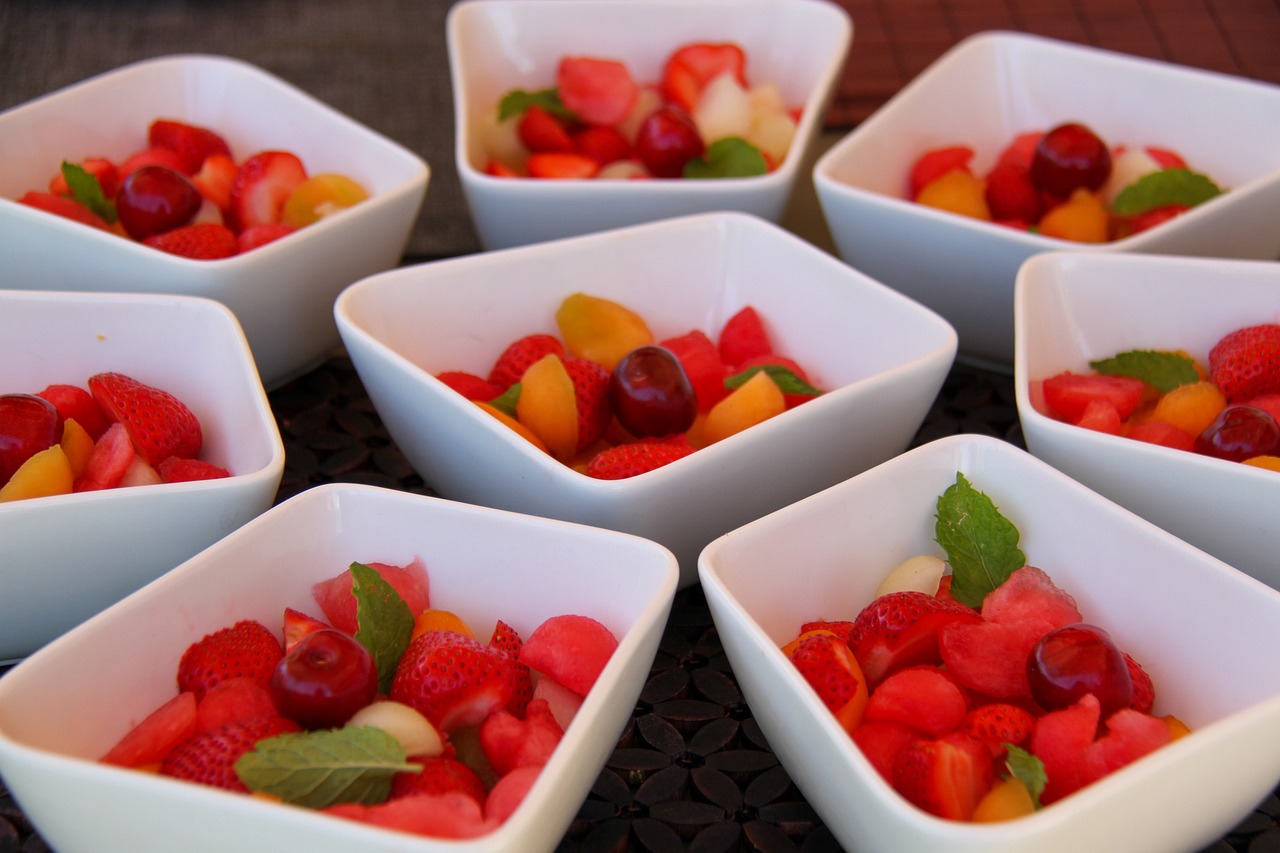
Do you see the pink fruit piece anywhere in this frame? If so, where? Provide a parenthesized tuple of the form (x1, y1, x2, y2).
(851, 720, 915, 783)
(1042, 372, 1145, 423)
(981, 565, 1082, 627)
(479, 698, 564, 776)
(489, 620, 533, 717)
(660, 329, 730, 413)
(17, 191, 111, 230)
(325, 792, 490, 839)
(390, 754, 489, 804)
(517, 614, 618, 697)
(1030, 693, 1100, 804)
(485, 764, 543, 825)
(717, 306, 773, 369)
(157, 456, 231, 483)
(438, 371, 505, 403)
(846, 590, 981, 689)
(195, 676, 279, 733)
(101, 691, 198, 768)
(73, 421, 135, 492)
(311, 558, 430, 635)
(892, 732, 994, 821)
(531, 673, 584, 731)
(148, 119, 233, 175)
(556, 56, 638, 127)
(863, 666, 968, 736)
(36, 384, 109, 440)
(236, 222, 296, 253)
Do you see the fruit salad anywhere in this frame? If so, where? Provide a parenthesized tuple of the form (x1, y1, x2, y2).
(100, 558, 620, 840)
(1033, 322, 1280, 471)
(15, 118, 368, 260)
(0, 373, 229, 502)
(908, 122, 1224, 242)
(782, 473, 1189, 822)
(436, 293, 824, 478)
(479, 42, 800, 180)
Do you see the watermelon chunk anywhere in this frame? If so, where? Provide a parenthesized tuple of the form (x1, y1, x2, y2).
(311, 558, 430, 635)
(517, 614, 617, 697)
(1042, 372, 1145, 423)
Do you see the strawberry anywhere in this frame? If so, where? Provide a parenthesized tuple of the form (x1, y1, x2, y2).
(556, 56, 638, 126)
(847, 591, 981, 688)
(87, 372, 203, 467)
(526, 151, 600, 179)
(584, 436, 695, 479)
(488, 334, 566, 390)
(149, 119, 233, 175)
(517, 105, 575, 153)
(389, 630, 517, 733)
(282, 607, 330, 652)
(437, 370, 504, 402)
(892, 732, 994, 820)
(572, 125, 632, 166)
(983, 162, 1042, 223)
(1126, 653, 1155, 714)
(73, 422, 135, 492)
(194, 677, 279, 733)
(564, 356, 611, 451)
(660, 43, 747, 113)
(160, 714, 300, 792)
(788, 632, 868, 732)
(17, 191, 111, 231)
(235, 222, 295, 253)
(49, 157, 120, 199)
(226, 150, 307, 232)
(1209, 324, 1280, 402)
(908, 146, 973, 199)
(157, 456, 231, 483)
(192, 153, 237, 210)
(799, 619, 855, 643)
(36, 383, 109, 439)
(852, 720, 916, 783)
(479, 698, 563, 775)
(176, 619, 283, 701)
(485, 160, 520, 178)
(489, 619, 533, 717)
(1145, 146, 1187, 169)
(143, 222, 238, 260)
(956, 702, 1036, 756)
(389, 754, 489, 803)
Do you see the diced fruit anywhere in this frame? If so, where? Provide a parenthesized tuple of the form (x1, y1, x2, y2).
(874, 555, 946, 597)
(389, 754, 488, 803)
(148, 119, 232, 174)
(1150, 381, 1226, 436)
(0, 444, 73, 501)
(73, 422, 135, 492)
(347, 701, 443, 759)
(18, 190, 111, 230)
(484, 764, 542, 824)
(236, 222, 295, 253)
(787, 632, 869, 733)
(479, 698, 564, 775)
(1042, 372, 1145, 423)
(157, 456, 231, 483)
(194, 677, 279, 733)
(412, 609, 476, 642)
(226, 151, 308, 232)
(515, 354, 579, 460)
(556, 57, 638, 127)
(176, 619, 284, 701)
(972, 778, 1036, 822)
(37, 383, 108, 439)
(661, 42, 747, 113)
(88, 372, 202, 467)
(892, 732, 994, 821)
(390, 630, 517, 732)
(192, 153, 237, 210)
(660, 329, 730, 413)
(101, 691, 199, 768)
(59, 418, 95, 478)
(517, 105, 574, 153)
(269, 628, 378, 729)
(717, 306, 772, 368)
(847, 590, 981, 689)
(863, 667, 966, 736)
(280, 173, 368, 228)
(984, 162, 1042, 223)
(1037, 188, 1108, 242)
(699, 369, 785, 445)
(909, 146, 974, 199)
(518, 614, 618, 697)
(851, 720, 915, 783)
(311, 559, 430, 636)
(488, 334, 565, 391)
(916, 169, 990, 220)
(526, 151, 600, 179)
(555, 293, 654, 371)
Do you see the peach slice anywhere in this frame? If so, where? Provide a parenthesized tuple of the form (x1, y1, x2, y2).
(60, 417, 96, 478)
(555, 293, 653, 370)
(474, 401, 548, 454)
(514, 354, 578, 459)
(281, 173, 369, 228)
(700, 369, 785, 445)
(0, 444, 74, 502)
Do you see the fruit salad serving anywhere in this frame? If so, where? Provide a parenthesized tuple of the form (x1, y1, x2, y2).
(14, 118, 369, 260)
(436, 293, 824, 478)
(908, 122, 1224, 242)
(1033, 322, 1280, 471)
(0, 373, 229, 502)
(479, 42, 800, 180)
(782, 473, 1189, 822)
(99, 558, 620, 840)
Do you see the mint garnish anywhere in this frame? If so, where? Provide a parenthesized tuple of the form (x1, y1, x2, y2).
(489, 382, 520, 418)
(935, 472, 1025, 609)
(235, 727, 420, 809)
(498, 88, 572, 122)
(1111, 168, 1222, 216)
(724, 364, 822, 397)
(1089, 349, 1199, 393)
(350, 562, 414, 694)
(1004, 744, 1046, 809)
(61, 161, 117, 224)
(683, 137, 768, 179)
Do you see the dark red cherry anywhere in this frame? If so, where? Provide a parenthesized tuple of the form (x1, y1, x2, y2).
(269, 628, 378, 729)
(609, 345, 697, 438)
(634, 107, 705, 178)
(1027, 623, 1132, 716)
(115, 164, 202, 240)
(1195, 404, 1280, 462)
(0, 394, 61, 487)
(1030, 123, 1113, 197)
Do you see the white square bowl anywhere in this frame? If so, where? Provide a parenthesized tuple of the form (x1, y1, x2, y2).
(335, 211, 957, 588)
(0, 483, 679, 852)
(448, 0, 851, 250)
(699, 433, 1280, 853)
(0, 289, 285, 662)
(813, 30, 1280, 369)
(1014, 250, 1280, 589)
(0, 54, 430, 389)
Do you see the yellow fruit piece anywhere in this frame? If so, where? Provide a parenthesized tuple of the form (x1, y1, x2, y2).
(1039, 188, 1108, 243)
(281, 173, 369, 228)
(515, 354, 579, 459)
(411, 609, 476, 641)
(60, 417, 95, 478)
(474, 401, 548, 454)
(1243, 455, 1280, 473)
(1162, 714, 1192, 741)
(0, 444, 74, 502)
(1151, 381, 1226, 437)
(701, 369, 785, 445)
(555, 293, 653, 370)
(915, 168, 991, 221)
(972, 778, 1036, 822)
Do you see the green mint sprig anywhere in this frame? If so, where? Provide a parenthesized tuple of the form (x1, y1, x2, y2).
(1004, 744, 1046, 809)
(351, 561, 415, 694)
(498, 88, 573, 122)
(934, 472, 1025, 609)
(61, 161, 117, 224)
(1089, 349, 1199, 393)
(724, 364, 822, 397)
(683, 137, 768, 179)
(1111, 168, 1222, 216)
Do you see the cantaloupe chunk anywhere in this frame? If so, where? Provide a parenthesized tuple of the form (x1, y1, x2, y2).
(474, 402, 548, 454)
(515, 354, 578, 459)
(60, 417, 96, 477)
(0, 444, 74, 502)
(555, 293, 653, 370)
(700, 369, 786, 445)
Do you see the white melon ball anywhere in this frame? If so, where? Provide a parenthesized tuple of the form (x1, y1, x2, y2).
(617, 86, 664, 145)
(596, 160, 650, 180)
(346, 700, 443, 758)
(1103, 146, 1161, 204)
(874, 554, 947, 597)
(693, 72, 752, 144)
(479, 105, 527, 172)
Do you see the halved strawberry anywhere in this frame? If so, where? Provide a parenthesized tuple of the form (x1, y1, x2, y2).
(1074, 397, 1123, 434)
(556, 56, 638, 126)
(1127, 420, 1195, 451)
(788, 631, 869, 733)
(489, 619, 533, 717)
(526, 151, 600, 179)
(1126, 653, 1155, 714)
(157, 456, 231, 483)
(660, 43, 747, 113)
(573, 125, 632, 166)
(847, 591, 981, 688)
(235, 222, 296, 253)
(282, 606, 330, 653)
(226, 151, 307, 232)
(437, 370, 504, 402)
(517, 105, 575, 153)
(176, 619, 283, 701)
(149, 119, 233, 175)
(1041, 371, 1146, 423)
(995, 132, 1043, 172)
(984, 162, 1042, 223)
(488, 334, 566, 390)
(389, 754, 489, 803)
(143, 222, 238, 260)
(192, 152, 237, 210)
(87, 372, 203, 467)
(851, 719, 915, 783)
(390, 630, 517, 733)
(584, 435, 695, 479)
(892, 732, 994, 820)
(17, 191, 111, 231)
(799, 619, 856, 643)
(49, 157, 120, 199)
(564, 356, 611, 451)
(160, 714, 300, 792)
(1209, 323, 1280, 402)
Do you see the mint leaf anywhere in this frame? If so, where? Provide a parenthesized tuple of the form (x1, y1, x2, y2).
(235, 727, 420, 809)
(1089, 349, 1199, 393)
(61, 161, 117, 224)
(683, 137, 768, 179)
(498, 88, 571, 122)
(489, 382, 520, 418)
(350, 562, 414, 694)
(935, 472, 1025, 609)
(1004, 744, 1045, 808)
(725, 364, 822, 396)
(1111, 168, 1222, 216)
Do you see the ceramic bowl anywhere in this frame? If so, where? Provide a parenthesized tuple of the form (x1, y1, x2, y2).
(813, 30, 1280, 369)
(0, 289, 284, 662)
(1014, 250, 1280, 589)
(447, 0, 851, 250)
(0, 54, 430, 388)
(700, 433, 1280, 853)
(0, 482, 679, 853)
(335, 211, 957, 588)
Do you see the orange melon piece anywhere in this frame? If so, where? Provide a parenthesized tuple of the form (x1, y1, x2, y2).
(916, 168, 990, 220)
(0, 444, 74, 502)
(60, 417, 96, 478)
(412, 609, 476, 641)
(1039, 189, 1108, 242)
(515, 354, 578, 459)
(555, 292, 653, 370)
(474, 402, 548, 454)
(281, 173, 369, 228)
(972, 778, 1036, 822)
(1151, 381, 1226, 437)
(700, 369, 786, 445)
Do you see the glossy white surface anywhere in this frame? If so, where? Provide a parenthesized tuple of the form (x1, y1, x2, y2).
(1015, 251, 1280, 588)
(448, 0, 851, 250)
(814, 31, 1280, 368)
(0, 483, 679, 853)
(0, 54, 430, 389)
(0, 290, 284, 661)
(700, 434, 1280, 853)
(335, 211, 957, 588)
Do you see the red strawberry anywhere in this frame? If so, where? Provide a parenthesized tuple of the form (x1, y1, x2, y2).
(157, 456, 231, 483)
(660, 43, 747, 113)
(118, 147, 194, 180)
(389, 754, 489, 803)
(194, 677, 279, 733)
(851, 720, 915, 783)
(1145, 146, 1187, 169)
(526, 151, 600, 179)
(718, 306, 773, 368)
(1209, 324, 1280, 402)
(1126, 653, 1155, 714)
(73, 422, 135, 492)
(788, 632, 868, 732)
(149, 119, 233, 175)
(517, 105, 574, 153)
(479, 698, 563, 775)
(17, 191, 111, 231)
(176, 619, 283, 701)
(235, 222, 295, 253)
(160, 714, 300, 792)
(847, 591, 981, 688)
(488, 334, 566, 390)
(584, 436, 695, 479)
(799, 619, 855, 643)
(1125, 203, 1189, 236)
(36, 383, 109, 439)
(908, 146, 974, 199)
(956, 703, 1036, 756)
(573, 125, 631, 166)
(556, 56, 638, 126)
(87, 372, 203, 467)
(49, 157, 120, 199)
(437, 371, 504, 402)
(564, 356, 611, 451)
(226, 151, 307, 232)
(193, 153, 237, 210)
(489, 619, 533, 717)
(983, 162, 1042, 223)
(892, 732, 994, 820)
(101, 691, 198, 768)
(995, 132, 1042, 172)
(390, 630, 517, 733)
(143, 223, 238, 260)
(282, 607, 330, 653)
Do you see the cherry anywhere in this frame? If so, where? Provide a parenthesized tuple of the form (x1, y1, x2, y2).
(1027, 623, 1132, 716)
(0, 394, 61, 487)
(115, 164, 202, 240)
(609, 345, 697, 438)
(269, 628, 378, 729)
(1029, 123, 1112, 197)
(1195, 404, 1280, 462)
(634, 107, 705, 178)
